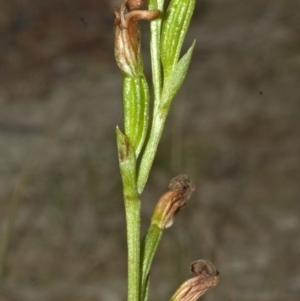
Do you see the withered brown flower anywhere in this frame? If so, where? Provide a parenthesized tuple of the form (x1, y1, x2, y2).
(171, 260, 219, 301)
(114, 0, 160, 76)
(151, 174, 195, 229)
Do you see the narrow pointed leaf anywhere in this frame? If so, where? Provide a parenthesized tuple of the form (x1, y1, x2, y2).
(161, 41, 195, 111)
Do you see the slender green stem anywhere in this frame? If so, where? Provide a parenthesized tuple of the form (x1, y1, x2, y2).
(136, 1, 166, 195)
(125, 194, 141, 301)
(138, 1, 195, 194)
(140, 224, 163, 301)
(137, 109, 167, 194)
(116, 129, 141, 301)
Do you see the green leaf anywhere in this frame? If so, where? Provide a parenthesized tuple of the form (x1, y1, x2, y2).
(123, 75, 150, 158)
(161, 0, 196, 79)
(160, 41, 195, 112)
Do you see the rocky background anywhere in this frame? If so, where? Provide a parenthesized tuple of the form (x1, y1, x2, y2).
(0, 0, 299, 300)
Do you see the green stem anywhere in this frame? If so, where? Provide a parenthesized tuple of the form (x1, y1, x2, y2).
(140, 224, 163, 301)
(116, 129, 141, 301)
(125, 193, 141, 301)
(136, 0, 165, 195)
(137, 109, 167, 194)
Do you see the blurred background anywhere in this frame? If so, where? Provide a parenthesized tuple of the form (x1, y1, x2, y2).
(0, 0, 299, 300)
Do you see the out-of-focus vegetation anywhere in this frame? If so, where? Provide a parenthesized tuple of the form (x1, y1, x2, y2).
(0, 0, 299, 300)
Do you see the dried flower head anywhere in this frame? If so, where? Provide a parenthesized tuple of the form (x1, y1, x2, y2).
(171, 260, 219, 301)
(114, 0, 160, 76)
(151, 174, 195, 229)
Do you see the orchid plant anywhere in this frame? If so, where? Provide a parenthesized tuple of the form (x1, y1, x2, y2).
(113, 1, 219, 301)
